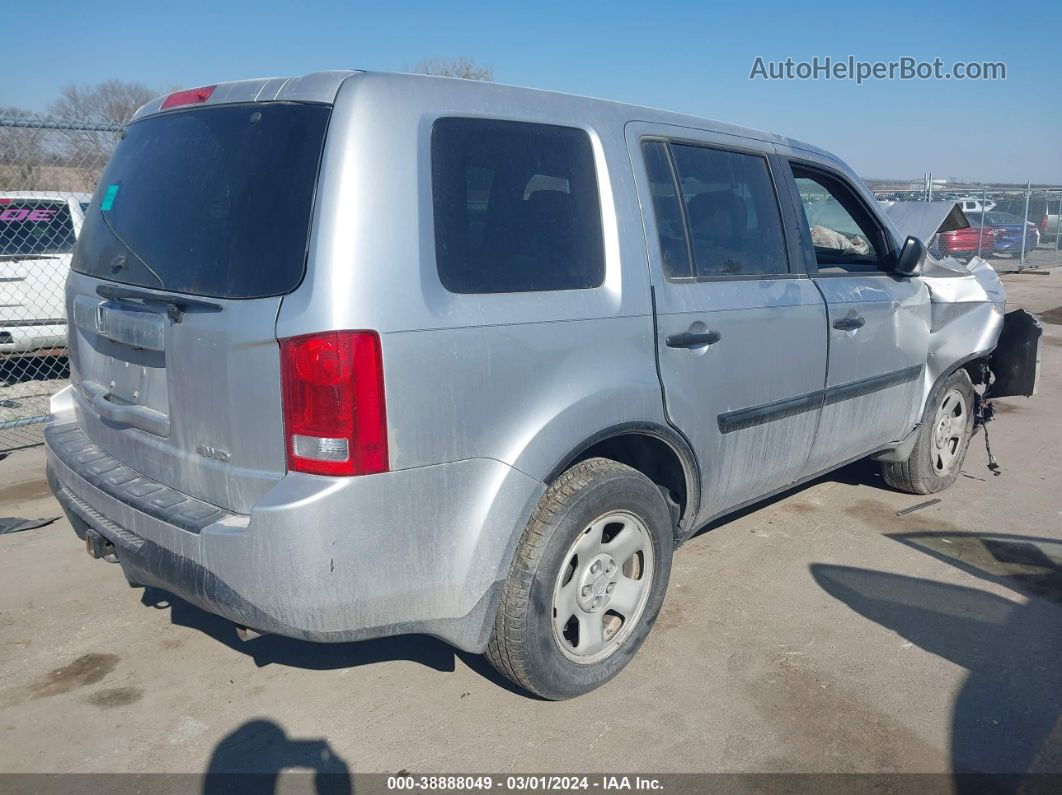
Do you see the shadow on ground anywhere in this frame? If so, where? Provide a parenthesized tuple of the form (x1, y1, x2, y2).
(203, 718, 352, 794)
(812, 532, 1062, 787)
(138, 587, 529, 696)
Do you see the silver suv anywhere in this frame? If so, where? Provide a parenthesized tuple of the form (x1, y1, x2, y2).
(45, 71, 1040, 699)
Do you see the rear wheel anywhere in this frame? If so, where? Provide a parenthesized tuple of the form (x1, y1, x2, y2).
(485, 458, 673, 700)
(881, 369, 976, 494)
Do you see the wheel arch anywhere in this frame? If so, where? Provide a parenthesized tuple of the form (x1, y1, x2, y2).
(542, 422, 701, 541)
(923, 349, 994, 417)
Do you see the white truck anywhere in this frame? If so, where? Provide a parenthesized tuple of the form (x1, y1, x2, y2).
(1, 191, 89, 354)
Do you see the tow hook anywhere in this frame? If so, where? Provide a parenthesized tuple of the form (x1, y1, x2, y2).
(84, 529, 118, 562)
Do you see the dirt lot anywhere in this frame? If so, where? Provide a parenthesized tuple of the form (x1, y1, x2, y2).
(0, 272, 1060, 780)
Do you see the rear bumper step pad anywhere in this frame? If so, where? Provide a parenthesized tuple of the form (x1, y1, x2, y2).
(44, 422, 230, 534)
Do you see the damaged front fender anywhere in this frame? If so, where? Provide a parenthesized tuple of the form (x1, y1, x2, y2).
(920, 254, 1041, 400)
(920, 255, 1005, 403)
(883, 200, 1041, 403)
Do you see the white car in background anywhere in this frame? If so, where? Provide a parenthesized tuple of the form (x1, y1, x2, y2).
(1, 191, 90, 354)
(956, 196, 996, 214)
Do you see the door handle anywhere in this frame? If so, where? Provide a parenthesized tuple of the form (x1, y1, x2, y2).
(666, 330, 721, 349)
(81, 380, 171, 437)
(832, 316, 866, 331)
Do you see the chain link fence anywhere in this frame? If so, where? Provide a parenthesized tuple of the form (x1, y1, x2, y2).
(1, 115, 121, 451)
(1, 113, 1061, 451)
(865, 177, 1062, 272)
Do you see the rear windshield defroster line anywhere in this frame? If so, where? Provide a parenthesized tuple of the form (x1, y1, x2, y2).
(73, 102, 331, 300)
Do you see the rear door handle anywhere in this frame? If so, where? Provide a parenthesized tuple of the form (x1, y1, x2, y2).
(832, 316, 866, 331)
(666, 330, 721, 349)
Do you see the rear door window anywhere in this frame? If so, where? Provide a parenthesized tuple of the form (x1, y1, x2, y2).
(73, 103, 331, 299)
(0, 200, 75, 257)
(640, 140, 692, 278)
(644, 142, 789, 279)
(432, 117, 605, 294)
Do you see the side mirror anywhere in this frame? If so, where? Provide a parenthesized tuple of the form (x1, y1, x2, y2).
(894, 235, 927, 277)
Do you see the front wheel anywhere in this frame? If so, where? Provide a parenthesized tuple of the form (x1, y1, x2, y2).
(485, 458, 674, 700)
(881, 369, 976, 494)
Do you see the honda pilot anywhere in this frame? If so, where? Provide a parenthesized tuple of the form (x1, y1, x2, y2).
(45, 71, 1040, 699)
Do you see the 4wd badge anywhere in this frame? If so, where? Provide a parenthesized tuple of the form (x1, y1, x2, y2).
(196, 444, 231, 462)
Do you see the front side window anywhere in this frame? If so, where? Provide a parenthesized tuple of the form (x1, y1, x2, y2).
(790, 167, 887, 273)
(432, 118, 605, 294)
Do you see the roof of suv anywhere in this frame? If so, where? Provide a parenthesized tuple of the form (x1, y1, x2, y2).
(132, 70, 836, 164)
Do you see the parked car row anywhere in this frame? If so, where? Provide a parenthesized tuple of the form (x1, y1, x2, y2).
(925, 192, 1059, 247)
(966, 211, 1042, 256)
(992, 195, 1060, 246)
(932, 210, 1042, 260)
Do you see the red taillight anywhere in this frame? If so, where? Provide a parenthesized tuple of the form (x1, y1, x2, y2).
(160, 85, 216, 110)
(280, 331, 388, 477)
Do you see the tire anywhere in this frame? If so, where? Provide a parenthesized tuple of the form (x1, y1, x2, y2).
(881, 369, 976, 495)
(485, 457, 674, 700)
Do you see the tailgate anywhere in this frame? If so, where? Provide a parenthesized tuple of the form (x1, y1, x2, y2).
(65, 100, 331, 514)
(66, 272, 285, 514)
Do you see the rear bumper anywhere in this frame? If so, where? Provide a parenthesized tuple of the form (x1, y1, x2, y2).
(45, 415, 544, 653)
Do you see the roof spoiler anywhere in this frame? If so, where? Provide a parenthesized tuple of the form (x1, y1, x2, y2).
(131, 70, 360, 122)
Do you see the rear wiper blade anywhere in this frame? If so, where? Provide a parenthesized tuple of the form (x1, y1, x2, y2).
(95, 284, 222, 323)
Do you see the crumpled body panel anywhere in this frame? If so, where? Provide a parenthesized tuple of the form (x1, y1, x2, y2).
(919, 255, 1039, 402)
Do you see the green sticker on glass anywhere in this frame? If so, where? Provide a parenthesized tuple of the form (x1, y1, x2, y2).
(100, 184, 120, 211)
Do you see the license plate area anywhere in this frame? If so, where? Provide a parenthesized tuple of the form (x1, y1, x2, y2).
(103, 358, 152, 404)
(72, 296, 171, 421)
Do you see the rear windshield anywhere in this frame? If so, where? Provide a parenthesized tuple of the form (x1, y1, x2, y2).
(1, 200, 75, 257)
(73, 103, 331, 299)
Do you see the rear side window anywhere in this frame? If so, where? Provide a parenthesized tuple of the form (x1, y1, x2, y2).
(432, 118, 604, 294)
(1, 201, 75, 257)
(73, 103, 331, 299)
(640, 141, 692, 278)
(668, 144, 789, 278)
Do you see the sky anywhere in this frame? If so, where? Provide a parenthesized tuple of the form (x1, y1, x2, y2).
(5, 0, 1060, 183)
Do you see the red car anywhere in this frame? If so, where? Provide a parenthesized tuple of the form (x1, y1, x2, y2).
(933, 224, 996, 260)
